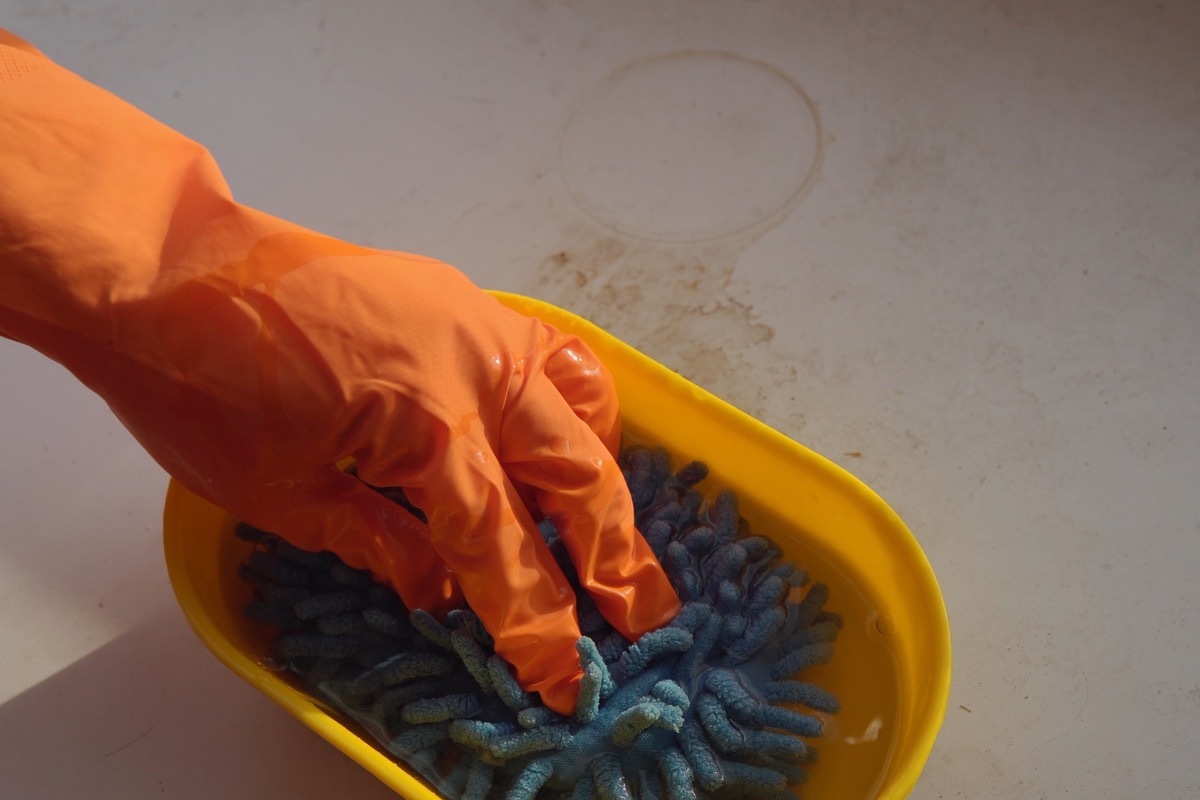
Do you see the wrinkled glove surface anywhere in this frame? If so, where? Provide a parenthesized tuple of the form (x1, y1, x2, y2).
(0, 30, 680, 714)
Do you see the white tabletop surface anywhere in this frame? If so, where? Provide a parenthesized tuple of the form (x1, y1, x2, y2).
(2, 2, 1198, 798)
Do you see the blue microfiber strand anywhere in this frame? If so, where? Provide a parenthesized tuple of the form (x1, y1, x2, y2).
(237, 445, 840, 799)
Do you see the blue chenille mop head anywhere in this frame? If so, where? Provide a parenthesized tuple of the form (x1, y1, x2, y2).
(237, 445, 841, 799)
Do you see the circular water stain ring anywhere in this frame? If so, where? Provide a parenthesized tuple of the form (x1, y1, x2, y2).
(560, 51, 823, 244)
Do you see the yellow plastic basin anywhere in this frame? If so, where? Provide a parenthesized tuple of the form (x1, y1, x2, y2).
(163, 292, 951, 799)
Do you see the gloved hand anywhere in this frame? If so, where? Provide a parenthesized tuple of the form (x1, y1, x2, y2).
(0, 30, 680, 715)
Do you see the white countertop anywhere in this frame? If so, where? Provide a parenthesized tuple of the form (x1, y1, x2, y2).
(2, 2, 1197, 798)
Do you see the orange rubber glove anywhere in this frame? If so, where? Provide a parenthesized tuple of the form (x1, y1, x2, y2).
(0, 30, 679, 715)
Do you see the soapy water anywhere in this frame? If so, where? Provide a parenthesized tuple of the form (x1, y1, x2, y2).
(237, 445, 841, 799)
